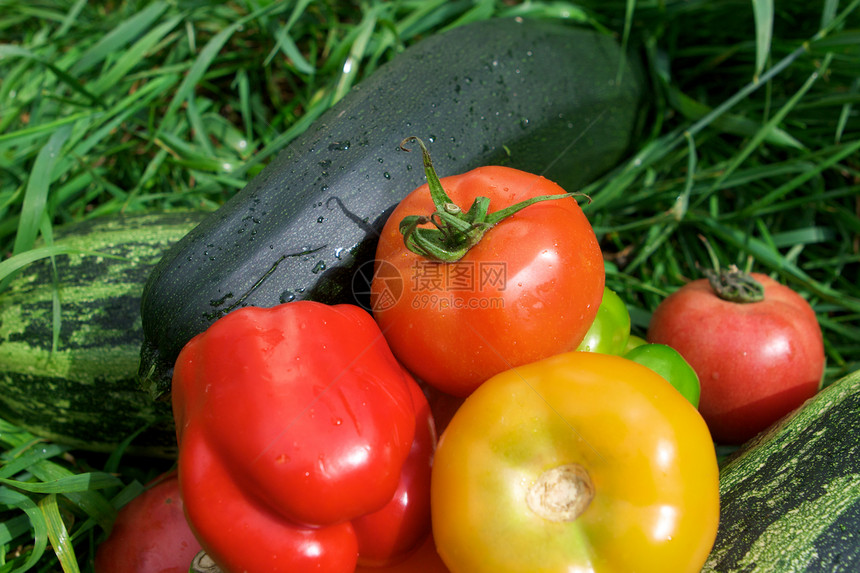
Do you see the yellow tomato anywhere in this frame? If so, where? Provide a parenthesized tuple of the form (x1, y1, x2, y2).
(430, 351, 719, 573)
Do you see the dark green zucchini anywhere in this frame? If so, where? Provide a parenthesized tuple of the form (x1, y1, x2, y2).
(703, 370, 860, 572)
(139, 17, 647, 397)
(0, 212, 207, 456)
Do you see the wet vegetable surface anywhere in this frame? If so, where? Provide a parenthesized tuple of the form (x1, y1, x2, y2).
(138, 17, 645, 398)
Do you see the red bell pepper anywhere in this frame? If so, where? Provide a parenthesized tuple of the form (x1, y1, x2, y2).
(172, 301, 435, 573)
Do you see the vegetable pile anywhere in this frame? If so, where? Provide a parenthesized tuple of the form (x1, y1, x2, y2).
(1, 1, 859, 571)
(173, 145, 724, 572)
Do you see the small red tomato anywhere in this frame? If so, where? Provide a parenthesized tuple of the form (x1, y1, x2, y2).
(95, 471, 202, 573)
(647, 270, 825, 444)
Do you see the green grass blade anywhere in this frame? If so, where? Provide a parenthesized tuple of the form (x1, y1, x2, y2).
(39, 494, 79, 573)
(27, 462, 117, 532)
(54, 0, 87, 38)
(445, 0, 496, 28)
(702, 53, 832, 202)
(616, 0, 635, 84)
(69, 73, 180, 160)
(0, 245, 126, 286)
(738, 138, 860, 218)
(498, 1, 590, 22)
(667, 87, 803, 148)
(71, 1, 168, 74)
(103, 424, 154, 476)
(0, 45, 102, 107)
(332, 6, 380, 103)
(771, 226, 836, 248)
(0, 514, 32, 546)
(0, 444, 68, 480)
(0, 487, 48, 573)
(751, 0, 774, 80)
(835, 78, 859, 143)
(12, 125, 71, 256)
(39, 217, 64, 354)
(233, 98, 331, 176)
(88, 14, 182, 96)
(185, 95, 215, 157)
(685, 42, 808, 141)
(69, 480, 146, 544)
(235, 68, 254, 151)
(0, 472, 123, 495)
(395, 0, 458, 38)
(265, 0, 315, 75)
(0, 111, 95, 146)
(670, 131, 698, 221)
(821, 0, 840, 27)
(159, 2, 290, 129)
(160, 23, 240, 128)
(814, 0, 860, 39)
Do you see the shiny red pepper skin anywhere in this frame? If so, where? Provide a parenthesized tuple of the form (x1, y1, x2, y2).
(172, 301, 435, 573)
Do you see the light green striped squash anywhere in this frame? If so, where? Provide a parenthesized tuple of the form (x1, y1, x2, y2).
(0, 212, 206, 457)
(703, 368, 860, 572)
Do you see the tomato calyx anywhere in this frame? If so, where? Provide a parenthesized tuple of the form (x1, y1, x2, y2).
(191, 551, 221, 573)
(699, 236, 764, 303)
(398, 136, 586, 262)
(526, 463, 595, 522)
(526, 463, 594, 522)
(702, 264, 765, 303)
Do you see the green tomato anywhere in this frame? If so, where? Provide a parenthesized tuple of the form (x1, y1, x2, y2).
(576, 287, 631, 355)
(624, 334, 647, 353)
(624, 343, 701, 408)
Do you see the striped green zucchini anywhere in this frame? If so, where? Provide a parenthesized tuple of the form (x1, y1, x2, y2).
(703, 369, 860, 572)
(0, 212, 206, 457)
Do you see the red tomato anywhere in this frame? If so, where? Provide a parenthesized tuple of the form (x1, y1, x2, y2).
(371, 164, 604, 397)
(95, 471, 201, 573)
(647, 272, 825, 444)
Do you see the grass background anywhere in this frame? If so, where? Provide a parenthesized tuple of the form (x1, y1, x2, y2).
(0, 0, 858, 570)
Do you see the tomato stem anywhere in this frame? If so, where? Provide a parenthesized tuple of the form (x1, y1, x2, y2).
(699, 235, 764, 303)
(190, 551, 223, 573)
(526, 463, 594, 522)
(398, 136, 584, 263)
(703, 265, 765, 303)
